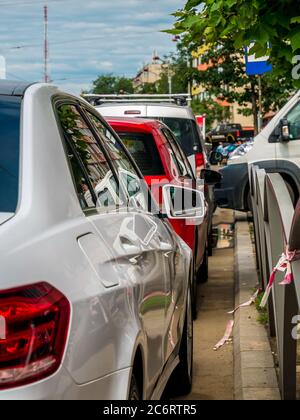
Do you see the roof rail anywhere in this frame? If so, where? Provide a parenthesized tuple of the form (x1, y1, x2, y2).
(82, 93, 192, 107)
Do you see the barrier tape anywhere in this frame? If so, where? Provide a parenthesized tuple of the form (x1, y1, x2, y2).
(213, 320, 234, 351)
(260, 246, 300, 308)
(228, 289, 260, 315)
(213, 290, 259, 351)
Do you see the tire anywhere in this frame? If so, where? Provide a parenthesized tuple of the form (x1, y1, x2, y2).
(208, 229, 213, 257)
(210, 151, 223, 165)
(169, 287, 193, 397)
(128, 373, 141, 400)
(191, 261, 198, 320)
(226, 133, 235, 143)
(246, 190, 253, 212)
(196, 244, 209, 284)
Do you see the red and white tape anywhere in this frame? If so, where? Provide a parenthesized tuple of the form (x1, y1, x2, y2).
(260, 246, 300, 308)
(213, 290, 259, 351)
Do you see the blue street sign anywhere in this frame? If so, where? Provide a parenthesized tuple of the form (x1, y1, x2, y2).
(245, 44, 272, 76)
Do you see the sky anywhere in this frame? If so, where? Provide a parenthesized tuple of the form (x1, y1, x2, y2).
(0, 0, 184, 94)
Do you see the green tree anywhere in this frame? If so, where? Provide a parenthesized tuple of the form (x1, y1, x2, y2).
(189, 39, 295, 132)
(168, 0, 300, 87)
(91, 74, 134, 94)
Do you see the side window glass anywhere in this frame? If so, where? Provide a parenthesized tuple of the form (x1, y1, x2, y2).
(163, 129, 193, 178)
(57, 104, 119, 211)
(65, 141, 95, 210)
(286, 102, 300, 141)
(162, 130, 185, 177)
(87, 111, 148, 211)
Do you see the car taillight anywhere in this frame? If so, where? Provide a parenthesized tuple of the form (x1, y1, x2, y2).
(237, 131, 241, 138)
(195, 153, 205, 170)
(0, 282, 70, 390)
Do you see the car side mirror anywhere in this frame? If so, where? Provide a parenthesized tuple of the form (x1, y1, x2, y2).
(279, 118, 290, 142)
(200, 169, 222, 186)
(162, 185, 205, 220)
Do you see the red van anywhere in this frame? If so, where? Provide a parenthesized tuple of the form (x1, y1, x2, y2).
(107, 117, 213, 317)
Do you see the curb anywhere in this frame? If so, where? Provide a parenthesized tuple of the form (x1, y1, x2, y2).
(233, 213, 281, 400)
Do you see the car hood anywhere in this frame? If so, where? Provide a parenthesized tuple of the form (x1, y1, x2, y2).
(0, 213, 14, 225)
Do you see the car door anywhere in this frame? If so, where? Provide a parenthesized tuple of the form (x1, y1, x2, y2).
(275, 99, 300, 168)
(81, 107, 177, 380)
(162, 127, 208, 269)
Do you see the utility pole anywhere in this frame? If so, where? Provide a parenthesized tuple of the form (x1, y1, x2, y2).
(44, 4, 50, 83)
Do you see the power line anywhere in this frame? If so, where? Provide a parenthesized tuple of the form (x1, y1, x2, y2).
(0, 0, 72, 7)
(0, 30, 159, 52)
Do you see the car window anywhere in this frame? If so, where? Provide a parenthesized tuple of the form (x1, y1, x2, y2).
(57, 104, 119, 211)
(162, 128, 193, 178)
(86, 111, 149, 211)
(0, 96, 21, 213)
(285, 101, 300, 140)
(117, 132, 165, 176)
(158, 117, 202, 157)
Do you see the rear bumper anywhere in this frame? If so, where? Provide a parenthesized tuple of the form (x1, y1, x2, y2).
(214, 163, 249, 211)
(0, 366, 131, 400)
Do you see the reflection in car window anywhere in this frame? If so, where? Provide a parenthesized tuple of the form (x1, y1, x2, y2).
(58, 104, 118, 211)
(0, 96, 21, 213)
(87, 112, 148, 211)
(286, 102, 300, 140)
(162, 129, 193, 178)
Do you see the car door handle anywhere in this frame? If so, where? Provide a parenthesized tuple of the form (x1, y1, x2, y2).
(119, 235, 141, 256)
(164, 250, 173, 258)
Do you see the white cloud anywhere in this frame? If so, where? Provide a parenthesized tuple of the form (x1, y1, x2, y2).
(0, 0, 185, 92)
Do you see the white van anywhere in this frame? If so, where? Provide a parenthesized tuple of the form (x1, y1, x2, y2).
(215, 91, 300, 211)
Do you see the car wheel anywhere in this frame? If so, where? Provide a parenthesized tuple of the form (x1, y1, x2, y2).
(210, 151, 223, 165)
(196, 244, 209, 284)
(128, 373, 141, 400)
(208, 228, 213, 257)
(169, 287, 193, 397)
(192, 261, 198, 320)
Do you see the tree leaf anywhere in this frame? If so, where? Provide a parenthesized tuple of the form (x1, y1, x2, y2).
(185, 0, 201, 11)
(291, 16, 300, 24)
(291, 29, 300, 51)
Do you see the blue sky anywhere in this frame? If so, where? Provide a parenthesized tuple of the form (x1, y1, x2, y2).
(0, 0, 184, 94)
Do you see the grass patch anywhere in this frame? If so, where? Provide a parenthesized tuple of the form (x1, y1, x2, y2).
(255, 291, 269, 326)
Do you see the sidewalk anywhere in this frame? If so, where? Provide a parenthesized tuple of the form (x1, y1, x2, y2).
(181, 209, 281, 400)
(234, 214, 281, 400)
(182, 209, 235, 400)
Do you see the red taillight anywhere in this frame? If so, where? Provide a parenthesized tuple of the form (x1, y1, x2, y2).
(195, 153, 205, 169)
(0, 282, 70, 390)
(237, 130, 241, 138)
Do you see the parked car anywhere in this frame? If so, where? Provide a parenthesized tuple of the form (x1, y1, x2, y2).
(84, 94, 217, 254)
(215, 91, 300, 212)
(206, 123, 255, 145)
(106, 118, 221, 316)
(0, 81, 205, 400)
(83, 94, 208, 178)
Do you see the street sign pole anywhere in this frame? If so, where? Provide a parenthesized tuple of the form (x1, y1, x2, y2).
(258, 75, 263, 132)
(245, 44, 272, 133)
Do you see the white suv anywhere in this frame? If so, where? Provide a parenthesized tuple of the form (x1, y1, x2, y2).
(84, 94, 208, 176)
(215, 91, 300, 211)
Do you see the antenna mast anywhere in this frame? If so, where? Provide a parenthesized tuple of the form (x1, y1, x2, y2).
(44, 4, 50, 83)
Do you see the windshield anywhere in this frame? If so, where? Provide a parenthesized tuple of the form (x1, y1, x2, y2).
(158, 118, 202, 157)
(0, 95, 21, 213)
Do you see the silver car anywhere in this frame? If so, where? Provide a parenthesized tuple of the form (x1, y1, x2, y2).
(0, 81, 203, 400)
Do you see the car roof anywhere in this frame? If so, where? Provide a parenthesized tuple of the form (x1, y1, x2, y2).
(97, 103, 194, 120)
(106, 117, 165, 132)
(0, 80, 35, 96)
